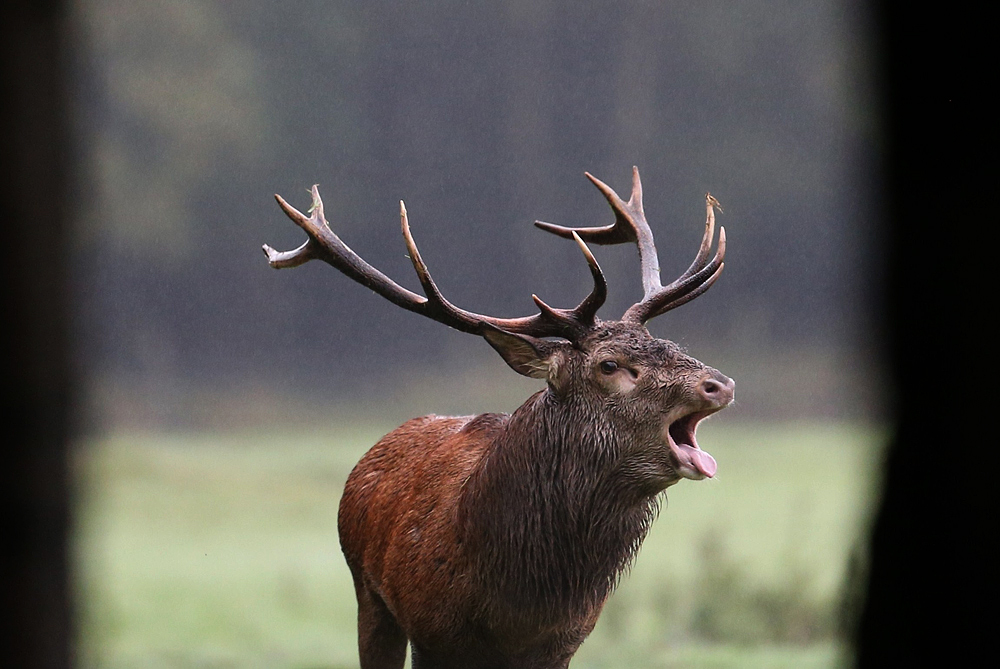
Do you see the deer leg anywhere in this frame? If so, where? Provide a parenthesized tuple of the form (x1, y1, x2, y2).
(409, 645, 427, 669)
(410, 645, 452, 669)
(355, 584, 407, 669)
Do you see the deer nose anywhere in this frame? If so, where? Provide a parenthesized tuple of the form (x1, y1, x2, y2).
(699, 371, 735, 405)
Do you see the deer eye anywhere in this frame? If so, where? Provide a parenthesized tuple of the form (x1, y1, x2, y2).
(599, 360, 619, 374)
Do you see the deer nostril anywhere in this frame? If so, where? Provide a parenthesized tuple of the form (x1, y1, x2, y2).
(700, 373, 735, 402)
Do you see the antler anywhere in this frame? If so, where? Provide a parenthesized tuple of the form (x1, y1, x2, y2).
(534, 167, 725, 325)
(263, 185, 606, 341)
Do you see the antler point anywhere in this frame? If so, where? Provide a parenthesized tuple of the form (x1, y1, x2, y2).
(532, 293, 558, 315)
(706, 193, 723, 213)
(570, 231, 595, 260)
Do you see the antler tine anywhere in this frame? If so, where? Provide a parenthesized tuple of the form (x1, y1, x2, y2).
(535, 166, 663, 299)
(265, 185, 606, 340)
(265, 186, 428, 312)
(534, 170, 726, 325)
(623, 224, 726, 323)
(529, 231, 608, 333)
(398, 200, 453, 311)
(568, 231, 608, 324)
(650, 261, 725, 315)
(623, 195, 725, 324)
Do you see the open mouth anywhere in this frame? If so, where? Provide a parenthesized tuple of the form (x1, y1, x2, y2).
(664, 410, 719, 480)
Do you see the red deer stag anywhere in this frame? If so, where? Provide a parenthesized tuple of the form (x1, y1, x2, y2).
(263, 167, 733, 669)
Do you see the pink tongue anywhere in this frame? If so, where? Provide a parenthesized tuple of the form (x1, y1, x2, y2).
(686, 446, 717, 478)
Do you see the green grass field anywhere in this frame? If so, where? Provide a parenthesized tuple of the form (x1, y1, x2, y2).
(74, 421, 885, 668)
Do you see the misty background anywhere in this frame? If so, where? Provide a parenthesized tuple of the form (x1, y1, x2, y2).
(71, 0, 884, 430)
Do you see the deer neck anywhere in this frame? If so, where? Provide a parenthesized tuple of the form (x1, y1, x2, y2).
(462, 390, 660, 622)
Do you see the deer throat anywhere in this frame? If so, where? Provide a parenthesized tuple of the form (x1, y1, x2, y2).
(664, 410, 718, 480)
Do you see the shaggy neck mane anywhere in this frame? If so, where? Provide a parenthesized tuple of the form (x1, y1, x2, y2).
(460, 389, 661, 625)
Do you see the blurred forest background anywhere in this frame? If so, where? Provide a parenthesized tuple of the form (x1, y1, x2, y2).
(72, 0, 882, 428)
(67, 1, 888, 667)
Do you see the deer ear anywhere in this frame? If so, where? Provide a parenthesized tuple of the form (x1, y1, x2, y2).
(480, 324, 556, 380)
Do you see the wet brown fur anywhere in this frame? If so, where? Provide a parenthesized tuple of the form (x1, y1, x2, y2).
(338, 322, 732, 668)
